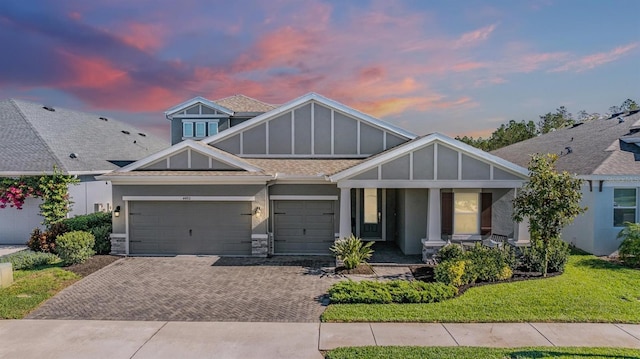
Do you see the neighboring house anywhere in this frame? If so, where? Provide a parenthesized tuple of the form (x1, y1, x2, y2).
(0, 99, 168, 244)
(165, 94, 277, 145)
(101, 93, 529, 258)
(492, 110, 640, 256)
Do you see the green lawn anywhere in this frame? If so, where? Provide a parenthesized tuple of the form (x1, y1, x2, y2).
(322, 255, 640, 323)
(0, 266, 79, 319)
(325, 346, 640, 359)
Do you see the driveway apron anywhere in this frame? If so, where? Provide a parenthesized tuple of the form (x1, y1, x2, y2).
(27, 256, 340, 322)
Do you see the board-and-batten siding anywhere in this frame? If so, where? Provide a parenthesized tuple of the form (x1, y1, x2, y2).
(211, 102, 409, 157)
(350, 143, 523, 181)
(140, 148, 238, 170)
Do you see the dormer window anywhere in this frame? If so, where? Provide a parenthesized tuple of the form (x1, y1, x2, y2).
(182, 119, 219, 139)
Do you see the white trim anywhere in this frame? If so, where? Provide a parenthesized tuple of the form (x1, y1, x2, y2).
(187, 149, 192, 168)
(113, 140, 261, 173)
(123, 196, 256, 202)
(377, 166, 382, 180)
(240, 132, 244, 155)
(124, 202, 129, 255)
(251, 234, 269, 239)
(234, 154, 370, 159)
(457, 152, 462, 180)
(329, 133, 528, 182)
(433, 143, 438, 180)
(101, 175, 272, 185)
(490, 165, 494, 180)
(265, 121, 270, 154)
(0, 170, 113, 176)
(383, 132, 387, 150)
(311, 102, 315, 155)
(409, 152, 414, 180)
(337, 179, 525, 189)
(357, 121, 361, 155)
(270, 195, 339, 201)
(165, 96, 233, 117)
(331, 109, 335, 154)
(201, 93, 416, 145)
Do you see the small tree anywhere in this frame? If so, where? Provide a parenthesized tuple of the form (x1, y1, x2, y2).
(513, 154, 586, 276)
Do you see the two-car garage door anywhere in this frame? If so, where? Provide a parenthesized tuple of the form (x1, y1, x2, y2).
(129, 201, 252, 255)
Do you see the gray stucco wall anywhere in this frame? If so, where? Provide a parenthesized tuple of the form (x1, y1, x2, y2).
(486, 188, 515, 237)
(562, 184, 595, 253)
(112, 185, 267, 235)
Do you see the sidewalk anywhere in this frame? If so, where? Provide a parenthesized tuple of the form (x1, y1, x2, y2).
(1, 320, 639, 359)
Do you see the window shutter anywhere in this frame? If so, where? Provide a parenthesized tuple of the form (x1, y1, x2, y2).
(441, 192, 453, 235)
(481, 192, 492, 235)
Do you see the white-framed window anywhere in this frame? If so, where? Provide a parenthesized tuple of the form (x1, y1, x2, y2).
(182, 122, 194, 137)
(195, 122, 206, 137)
(208, 122, 219, 136)
(614, 188, 636, 227)
(454, 192, 480, 234)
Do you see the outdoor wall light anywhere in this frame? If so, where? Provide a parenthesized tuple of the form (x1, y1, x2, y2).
(114, 206, 121, 217)
(254, 206, 262, 217)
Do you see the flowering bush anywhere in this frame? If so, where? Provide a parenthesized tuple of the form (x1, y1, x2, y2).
(0, 179, 41, 209)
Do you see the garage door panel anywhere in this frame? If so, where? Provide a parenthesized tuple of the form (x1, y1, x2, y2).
(129, 201, 251, 255)
(274, 200, 335, 254)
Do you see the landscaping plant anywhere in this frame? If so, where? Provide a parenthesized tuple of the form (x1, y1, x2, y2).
(521, 236, 570, 273)
(0, 250, 60, 270)
(55, 231, 95, 265)
(618, 222, 640, 267)
(26, 222, 67, 253)
(63, 212, 112, 254)
(328, 280, 457, 304)
(513, 153, 586, 276)
(330, 235, 374, 270)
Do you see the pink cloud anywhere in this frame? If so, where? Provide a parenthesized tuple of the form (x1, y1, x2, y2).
(451, 61, 488, 72)
(116, 22, 166, 52)
(550, 43, 638, 72)
(57, 50, 129, 89)
(454, 24, 497, 48)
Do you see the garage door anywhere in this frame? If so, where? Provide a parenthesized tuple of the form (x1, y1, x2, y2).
(273, 200, 335, 254)
(129, 201, 252, 255)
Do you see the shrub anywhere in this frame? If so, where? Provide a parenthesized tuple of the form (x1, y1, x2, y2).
(328, 280, 457, 304)
(63, 212, 111, 232)
(435, 243, 464, 263)
(434, 260, 468, 286)
(0, 250, 60, 270)
(521, 237, 569, 273)
(330, 235, 374, 270)
(464, 244, 515, 282)
(618, 222, 640, 267)
(26, 222, 67, 253)
(90, 224, 111, 255)
(56, 231, 95, 265)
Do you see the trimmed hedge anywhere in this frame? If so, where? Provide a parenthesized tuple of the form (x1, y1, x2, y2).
(63, 212, 112, 255)
(56, 231, 95, 265)
(434, 244, 515, 286)
(328, 280, 457, 304)
(0, 250, 60, 270)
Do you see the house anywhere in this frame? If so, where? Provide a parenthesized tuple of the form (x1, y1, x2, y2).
(100, 93, 529, 259)
(492, 110, 640, 255)
(0, 99, 168, 244)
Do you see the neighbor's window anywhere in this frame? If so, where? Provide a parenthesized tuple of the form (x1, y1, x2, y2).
(208, 122, 219, 136)
(614, 188, 636, 227)
(183, 122, 194, 137)
(454, 192, 479, 234)
(195, 122, 206, 137)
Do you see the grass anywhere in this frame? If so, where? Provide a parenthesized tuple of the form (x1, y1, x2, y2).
(0, 265, 79, 319)
(325, 346, 640, 359)
(322, 255, 640, 323)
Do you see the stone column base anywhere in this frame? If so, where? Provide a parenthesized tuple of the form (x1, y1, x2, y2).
(251, 234, 268, 257)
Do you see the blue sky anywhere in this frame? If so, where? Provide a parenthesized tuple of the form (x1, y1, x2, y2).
(0, 0, 638, 139)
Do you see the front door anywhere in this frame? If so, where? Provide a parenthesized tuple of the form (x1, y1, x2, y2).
(360, 188, 382, 239)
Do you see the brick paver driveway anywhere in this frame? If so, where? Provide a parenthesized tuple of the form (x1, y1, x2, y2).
(27, 256, 341, 322)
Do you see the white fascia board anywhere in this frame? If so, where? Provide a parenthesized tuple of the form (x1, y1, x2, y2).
(1, 170, 108, 176)
(270, 195, 339, 201)
(202, 92, 417, 145)
(102, 175, 272, 185)
(115, 140, 261, 173)
(122, 196, 255, 202)
(329, 133, 528, 182)
(578, 174, 640, 182)
(165, 96, 233, 117)
(336, 179, 525, 189)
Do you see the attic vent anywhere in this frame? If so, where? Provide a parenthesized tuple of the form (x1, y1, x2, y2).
(571, 122, 583, 128)
(42, 106, 55, 112)
(69, 153, 78, 159)
(565, 146, 573, 154)
(121, 130, 130, 135)
(99, 117, 108, 121)
(138, 132, 146, 137)
(618, 117, 625, 124)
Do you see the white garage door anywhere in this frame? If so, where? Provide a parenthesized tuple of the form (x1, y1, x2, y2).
(129, 201, 252, 255)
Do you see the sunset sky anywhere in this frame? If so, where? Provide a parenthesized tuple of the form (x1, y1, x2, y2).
(1, 0, 638, 140)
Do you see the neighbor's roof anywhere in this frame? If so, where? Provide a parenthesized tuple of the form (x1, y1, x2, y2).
(491, 110, 640, 176)
(214, 94, 277, 113)
(0, 99, 169, 175)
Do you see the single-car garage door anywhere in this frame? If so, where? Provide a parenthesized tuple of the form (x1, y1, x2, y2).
(129, 201, 252, 255)
(273, 200, 335, 254)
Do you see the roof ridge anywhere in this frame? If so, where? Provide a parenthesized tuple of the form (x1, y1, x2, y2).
(213, 94, 276, 108)
(9, 99, 67, 172)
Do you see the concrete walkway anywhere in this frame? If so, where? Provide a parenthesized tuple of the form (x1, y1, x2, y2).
(1, 320, 639, 359)
(0, 245, 27, 257)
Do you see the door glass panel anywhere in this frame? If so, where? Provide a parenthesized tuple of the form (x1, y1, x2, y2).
(454, 192, 479, 234)
(363, 188, 378, 224)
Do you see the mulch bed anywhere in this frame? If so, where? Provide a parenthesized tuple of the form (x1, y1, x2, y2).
(335, 263, 376, 275)
(64, 255, 122, 277)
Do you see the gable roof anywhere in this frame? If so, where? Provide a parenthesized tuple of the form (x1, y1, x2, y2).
(491, 111, 640, 176)
(330, 132, 528, 181)
(214, 94, 277, 113)
(0, 99, 168, 175)
(202, 92, 417, 145)
(164, 96, 234, 117)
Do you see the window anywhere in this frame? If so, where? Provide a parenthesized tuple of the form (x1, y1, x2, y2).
(208, 122, 219, 136)
(183, 122, 194, 137)
(454, 192, 479, 234)
(363, 188, 378, 224)
(614, 188, 636, 227)
(195, 122, 206, 137)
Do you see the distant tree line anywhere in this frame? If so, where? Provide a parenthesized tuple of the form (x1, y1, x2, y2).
(456, 98, 639, 151)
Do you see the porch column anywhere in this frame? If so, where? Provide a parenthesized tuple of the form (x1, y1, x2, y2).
(339, 187, 352, 239)
(427, 187, 444, 242)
